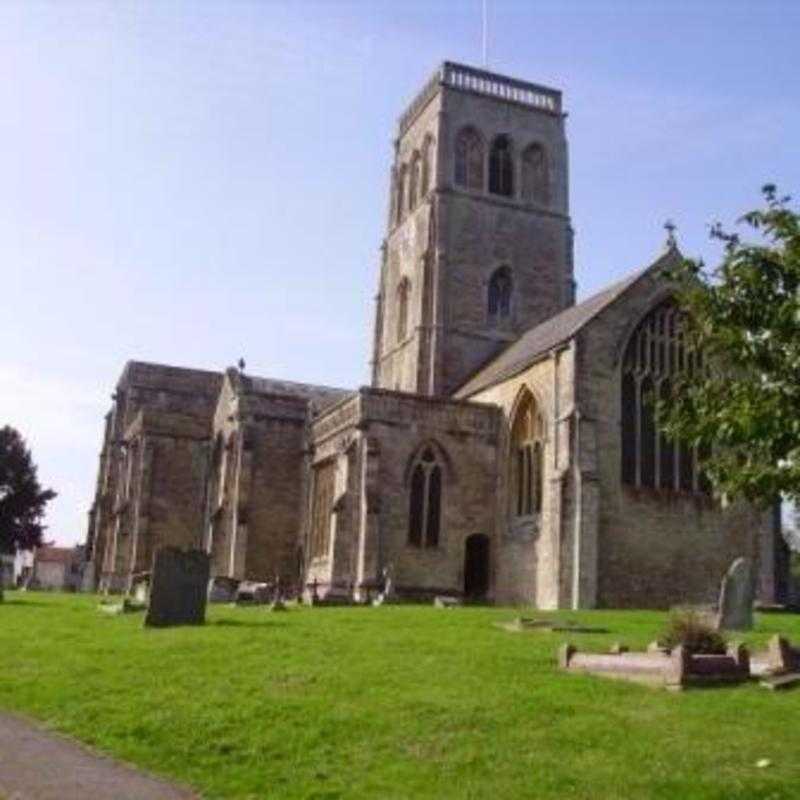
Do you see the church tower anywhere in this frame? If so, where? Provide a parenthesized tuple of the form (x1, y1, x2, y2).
(371, 62, 575, 396)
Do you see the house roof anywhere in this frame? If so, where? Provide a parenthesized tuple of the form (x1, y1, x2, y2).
(36, 546, 75, 565)
(455, 249, 678, 398)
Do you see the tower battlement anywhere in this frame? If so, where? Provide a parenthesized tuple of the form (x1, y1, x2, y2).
(398, 61, 562, 136)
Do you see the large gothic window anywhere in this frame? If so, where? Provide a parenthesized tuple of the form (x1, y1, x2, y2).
(408, 446, 443, 548)
(396, 278, 410, 342)
(455, 127, 484, 191)
(621, 300, 706, 492)
(511, 393, 544, 517)
(488, 266, 512, 324)
(489, 135, 514, 197)
(521, 143, 549, 205)
(310, 459, 336, 559)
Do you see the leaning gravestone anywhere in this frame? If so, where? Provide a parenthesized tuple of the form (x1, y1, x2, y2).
(145, 547, 210, 628)
(716, 556, 755, 631)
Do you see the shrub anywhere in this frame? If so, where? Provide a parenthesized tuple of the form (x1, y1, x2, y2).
(659, 608, 727, 654)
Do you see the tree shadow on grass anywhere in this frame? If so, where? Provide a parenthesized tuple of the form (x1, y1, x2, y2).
(1, 597, 50, 607)
(212, 618, 284, 629)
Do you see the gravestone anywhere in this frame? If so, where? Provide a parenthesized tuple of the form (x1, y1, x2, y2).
(208, 576, 239, 603)
(145, 547, 209, 628)
(716, 557, 755, 631)
(372, 564, 395, 607)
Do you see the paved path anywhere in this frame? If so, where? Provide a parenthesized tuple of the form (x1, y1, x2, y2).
(0, 712, 198, 800)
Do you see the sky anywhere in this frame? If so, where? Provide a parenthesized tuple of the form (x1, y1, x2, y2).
(2, 0, 799, 547)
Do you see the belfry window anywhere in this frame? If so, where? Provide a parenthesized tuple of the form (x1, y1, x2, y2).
(396, 278, 410, 342)
(511, 393, 544, 517)
(395, 165, 407, 225)
(310, 459, 336, 559)
(409, 151, 421, 211)
(488, 266, 512, 324)
(420, 136, 433, 197)
(455, 127, 484, 191)
(489, 135, 514, 197)
(408, 446, 443, 548)
(621, 300, 706, 492)
(521, 143, 549, 205)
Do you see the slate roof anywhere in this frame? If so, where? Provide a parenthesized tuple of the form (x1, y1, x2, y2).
(454, 251, 676, 398)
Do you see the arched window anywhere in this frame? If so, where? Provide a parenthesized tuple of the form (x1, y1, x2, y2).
(408, 151, 421, 211)
(489, 135, 514, 197)
(408, 446, 443, 547)
(454, 127, 484, 191)
(488, 266, 512, 324)
(395, 165, 407, 225)
(396, 278, 410, 341)
(510, 393, 544, 517)
(521, 143, 549, 205)
(420, 136, 433, 197)
(621, 301, 707, 492)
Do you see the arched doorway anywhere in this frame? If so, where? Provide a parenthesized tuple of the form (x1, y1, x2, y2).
(464, 534, 490, 599)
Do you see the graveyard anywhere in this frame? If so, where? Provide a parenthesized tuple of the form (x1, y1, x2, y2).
(2, 592, 800, 800)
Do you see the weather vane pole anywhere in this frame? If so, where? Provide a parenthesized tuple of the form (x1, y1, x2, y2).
(482, 0, 488, 68)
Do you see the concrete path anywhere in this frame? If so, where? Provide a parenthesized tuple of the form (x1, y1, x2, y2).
(0, 712, 198, 800)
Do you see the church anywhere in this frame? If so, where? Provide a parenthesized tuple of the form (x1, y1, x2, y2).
(85, 62, 783, 609)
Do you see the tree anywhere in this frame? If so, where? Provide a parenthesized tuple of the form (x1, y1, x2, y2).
(0, 426, 56, 599)
(661, 186, 800, 508)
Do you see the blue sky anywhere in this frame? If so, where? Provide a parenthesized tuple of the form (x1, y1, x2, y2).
(2, 0, 798, 546)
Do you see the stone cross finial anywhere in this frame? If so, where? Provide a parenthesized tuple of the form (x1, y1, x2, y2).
(664, 220, 678, 249)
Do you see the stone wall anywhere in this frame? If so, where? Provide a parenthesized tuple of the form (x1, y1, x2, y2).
(308, 388, 500, 599)
(465, 346, 576, 607)
(93, 362, 221, 591)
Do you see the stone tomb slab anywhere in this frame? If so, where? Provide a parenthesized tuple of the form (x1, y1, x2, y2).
(145, 547, 210, 628)
(559, 642, 750, 690)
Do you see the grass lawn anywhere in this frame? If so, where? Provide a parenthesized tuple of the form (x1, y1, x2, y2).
(1, 593, 800, 799)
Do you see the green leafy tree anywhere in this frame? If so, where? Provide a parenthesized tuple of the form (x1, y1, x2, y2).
(0, 426, 56, 599)
(661, 186, 800, 507)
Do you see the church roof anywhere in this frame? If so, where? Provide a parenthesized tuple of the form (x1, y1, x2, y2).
(455, 251, 676, 398)
(242, 374, 351, 410)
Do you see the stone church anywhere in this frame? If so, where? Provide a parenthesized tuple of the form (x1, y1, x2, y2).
(85, 62, 784, 608)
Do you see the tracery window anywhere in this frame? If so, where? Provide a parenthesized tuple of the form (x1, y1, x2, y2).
(408, 446, 443, 547)
(455, 127, 484, 191)
(521, 143, 549, 205)
(420, 136, 433, 197)
(310, 459, 336, 559)
(489, 135, 514, 197)
(488, 266, 512, 324)
(396, 278, 410, 341)
(621, 300, 706, 492)
(511, 393, 544, 517)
